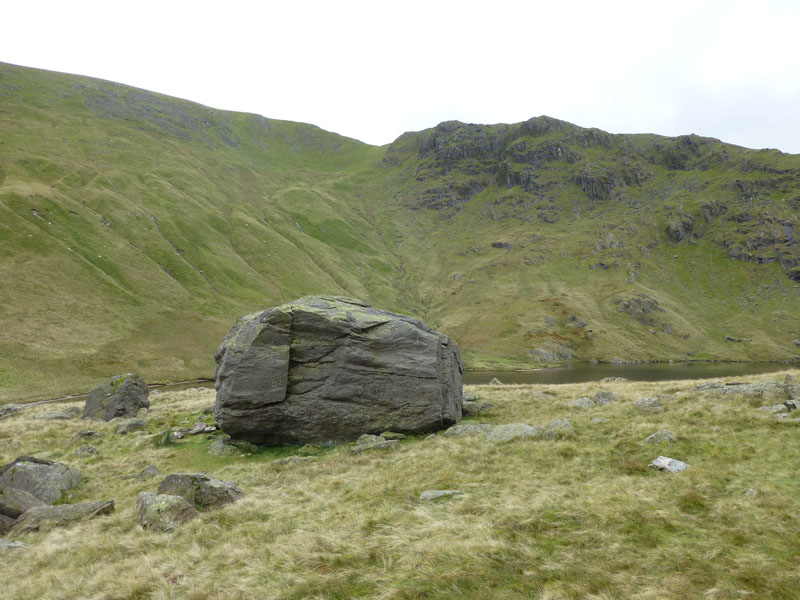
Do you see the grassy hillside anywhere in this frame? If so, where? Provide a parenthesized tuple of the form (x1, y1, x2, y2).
(2, 63, 800, 401)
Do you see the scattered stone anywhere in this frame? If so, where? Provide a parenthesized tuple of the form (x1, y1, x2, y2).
(600, 377, 628, 383)
(443, 423, 494, 438)
(173, 431, 185, 439)
(488, 377, 503, 385)
(635, 397, 663, 414)
(83, 373, 150, 421)
(760, 404, 789, 414)
(157, 473, 244, 510)
(784, 375, 800, 400)
(74, 445, 99, 456)
(725, 336, 741, 343)
(0, 540, 26, 551)
(207, 437, 258, 457)
(594, 391, 620, 406)
(350, 435, 400, 454)
(0, 404, 24, 419)
(642, 430, 677, 445)
(115, 418, 147, 435)
(463, 393, 479, 402)
(187, 422, 216, 435)
(693, 380, 786, 402)
(745, 488, 758, 496)
(569, 397, 595, 409)
(462, 401, 496, 416)
(649, 456, 689, 473)
(542, 418, 575, 439)
(380, 431, 406, 441)
(0, 456, 82, 504)
(0, 514, 15, 535)
(136, 492, 199, 532)
(272, 456, 315, 465)
(0, 487, 46, 518)
(8, 500, 114, 536)
(485, 423, 540, 442)
(70, 430, 103, 442)
(213, 296, 463, 445)
(137, 465, 159, 479)
(38, 406, 82, 420)
(419, 489, 463, 501)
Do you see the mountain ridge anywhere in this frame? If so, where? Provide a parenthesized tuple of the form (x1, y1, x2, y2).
(2, 61, 799, 401)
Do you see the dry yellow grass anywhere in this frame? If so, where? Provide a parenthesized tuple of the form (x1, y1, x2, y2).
(2, 373, 800, 599)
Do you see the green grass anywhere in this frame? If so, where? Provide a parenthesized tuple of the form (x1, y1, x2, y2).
(3, 372, 800, 598)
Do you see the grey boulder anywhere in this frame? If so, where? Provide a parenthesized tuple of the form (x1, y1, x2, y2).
(83, 373, 150, 421)
(213, 296, 463, 445)
(0, 486, 46, 519)
(136, 492, 199, 532)
(649, 456, 689, 473)
(0, 456, 81, 504)
(8, 500, 114, 536)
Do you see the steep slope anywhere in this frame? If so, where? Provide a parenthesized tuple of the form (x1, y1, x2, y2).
(2, 62, 799, 401)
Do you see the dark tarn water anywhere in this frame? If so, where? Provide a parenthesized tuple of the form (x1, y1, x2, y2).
(462, 362, 796, 385)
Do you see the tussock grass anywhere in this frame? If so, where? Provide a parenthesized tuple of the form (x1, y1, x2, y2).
(2, 373, 800, 598)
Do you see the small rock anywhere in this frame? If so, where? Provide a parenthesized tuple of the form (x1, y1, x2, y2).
(463, 393, 479, 402)
(272, 456, 316, 465)
(115, 418, 147, 435)
(649, 456, 689, 473)
(187, 422, 208, 435)
(760, 404, 789, 414)
(173, 431, 185, 439)
(136, 492, 199, 532)
(784, 374, 800, 400)
(419, 490, 463, 501)
(0, 540, 26, 551)
(542, 418, 575, 440)
(38, 406, 82, 420)
(485, 423, 540, 442)
(725, 335, 741, 343)
(744, 488, 758, 496)
(443, 423, 494, 438)
(642, 430, 677, 445)
(70, 430, 103, 442)
(488, 377, 503, 385)
(594, 391, 620, 406)
(137, 465, 159, 479)
(207, 437, 258, 456)
(350, 438, 399, 454)
(0, 404, 25, 419)
(569, 397, 595, 409)
(600, 377, 628, 383)
(74, 445, 99, 456)
(635, 397, 663, 414)
(9, 500, 115, 536)
(157, 473, 244, 510)
(380, 431, 406, 441)
(462, 401, 496, 416)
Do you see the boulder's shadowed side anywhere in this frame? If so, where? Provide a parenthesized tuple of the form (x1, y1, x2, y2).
(83, 373, 149, 421)
(213, 296, 463, 445)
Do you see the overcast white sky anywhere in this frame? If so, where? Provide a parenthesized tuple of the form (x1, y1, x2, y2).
(3, 0, 799, 152)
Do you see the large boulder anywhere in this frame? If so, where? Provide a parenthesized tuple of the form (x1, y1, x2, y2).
(213, 296, 463, 445)
(136, 492, 199, 532)
(0, 456, 81, 504)
(83, 373, 150, 421)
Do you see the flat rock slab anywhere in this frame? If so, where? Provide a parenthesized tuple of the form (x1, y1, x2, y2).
(0, 486, 46, 518)
(419, 490, 463, 501)
(444, 422, 540, 442)
(115, 418, 147, 434)
(157, 473, 243, 510)
(9, 500, 114, 536)
(649, 456, 689, 473)
(38, 406, 81, 420)
(0, 456, 82, 504)
(83, 373, 150, 421)
(137, 492, 199, 532)
(635, 397, 663, 414)
(0, 540, 26, 551)
(642, 430, 677, 445)
(213, 295, 463, 445)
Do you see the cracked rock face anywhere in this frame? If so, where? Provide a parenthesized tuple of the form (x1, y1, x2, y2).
(213, 296, 463, 445)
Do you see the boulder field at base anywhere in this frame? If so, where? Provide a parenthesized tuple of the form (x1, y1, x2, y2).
(213, 296, 464, 445)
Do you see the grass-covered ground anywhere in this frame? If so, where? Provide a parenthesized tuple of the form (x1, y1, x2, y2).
(2, 372, 800, 599)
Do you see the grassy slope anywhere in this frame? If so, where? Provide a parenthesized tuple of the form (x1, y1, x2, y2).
(2, 63, 800, 401)
(2, 373, 800, 598)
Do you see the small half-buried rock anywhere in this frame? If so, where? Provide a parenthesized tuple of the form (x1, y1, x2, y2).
(419, 490, 463, 501)
(8, 500, 114, 536)
(157, 473, 243, 510)
(649, 456, 689, 473)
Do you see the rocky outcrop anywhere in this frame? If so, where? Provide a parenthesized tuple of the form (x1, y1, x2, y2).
(0, 456, 82, 504)
(83, 373, 149, 421)
(213, 296, 463, 445)
(0, 487, 45, 519)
